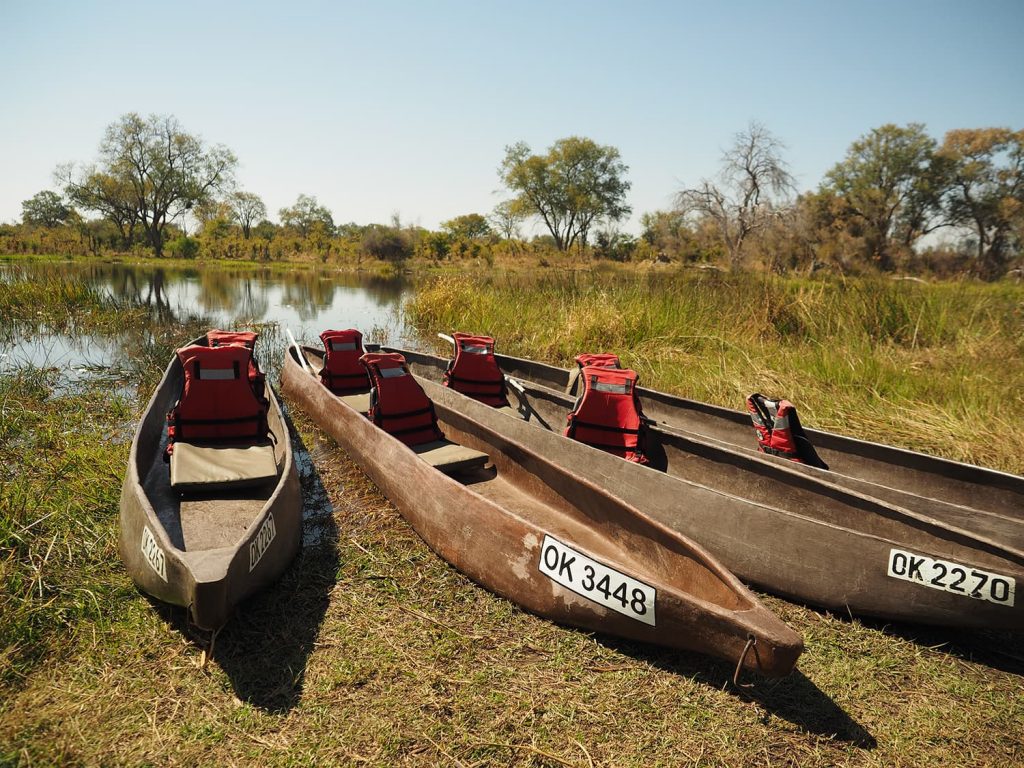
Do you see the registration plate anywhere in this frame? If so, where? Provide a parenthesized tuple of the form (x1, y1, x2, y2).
(887, 548, 1015, 607)
(538, 534, 656, 626)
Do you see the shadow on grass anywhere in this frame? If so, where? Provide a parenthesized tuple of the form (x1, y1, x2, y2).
(850, 616, 1024, 676)
(595, 635, 877, 748)
(153, 410, 340, 713)
(215, 411, 339, 712)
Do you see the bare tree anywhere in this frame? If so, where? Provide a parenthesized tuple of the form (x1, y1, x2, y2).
(489, 199, 525, 240)
(229, 191, 267, 239)
(676, 122, 796, 269)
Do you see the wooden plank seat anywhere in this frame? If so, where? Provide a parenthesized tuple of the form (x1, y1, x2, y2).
(411, 439, 489, 474)
(339, 392, 371, 414)
(169, 442, 279, 492)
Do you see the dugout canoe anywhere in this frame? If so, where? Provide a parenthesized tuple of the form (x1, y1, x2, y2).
(385, 347, 1024, 631)
(281, 344, 804, 677)
(119, 335, 302, 631)
(389, 346, 1024, 552)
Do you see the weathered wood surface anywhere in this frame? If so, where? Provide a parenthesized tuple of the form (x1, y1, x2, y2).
(390, 347, 1024, 631)
(282, 345, 804, 677)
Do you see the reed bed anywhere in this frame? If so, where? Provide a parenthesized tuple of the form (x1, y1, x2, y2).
(0, 266, 150, 340)
(406, 272, 1024, 473)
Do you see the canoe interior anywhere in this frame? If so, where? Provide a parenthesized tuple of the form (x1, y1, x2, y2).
(400, 353, 1024, 570)
(490, 351, 1024, 516)
(136, 358, 290, 553)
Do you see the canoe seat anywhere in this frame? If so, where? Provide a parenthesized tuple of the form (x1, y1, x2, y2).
(170, 442, 279, 492)
(412, 439, 489, 475)
(339, 392, 371, 414)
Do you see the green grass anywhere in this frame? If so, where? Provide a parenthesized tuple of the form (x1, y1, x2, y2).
(1, 270, 1022, 766)
(406, 272, 1024, 473)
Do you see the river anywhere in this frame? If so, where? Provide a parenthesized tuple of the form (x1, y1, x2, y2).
(1, 260, 416, 380)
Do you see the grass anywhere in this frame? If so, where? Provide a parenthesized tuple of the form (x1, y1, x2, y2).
(1, 269, 1022, 766)
(406, 272, 1024, 473)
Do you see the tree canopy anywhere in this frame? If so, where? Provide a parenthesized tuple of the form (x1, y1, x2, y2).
(499, 137, 631, 251)
(821, 123, 946, 271)
(441, 213, 492, 241)
(21, 190, 74, 228)
(279, 194, 335, 237)
(938, 128, 1024, 277)
(229, 191, 267, 239)
(59, 113, 236, 256)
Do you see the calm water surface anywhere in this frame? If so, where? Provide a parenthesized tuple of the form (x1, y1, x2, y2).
(1, 261, 417, 377)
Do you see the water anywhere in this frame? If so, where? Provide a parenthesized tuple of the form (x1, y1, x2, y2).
(1, 260, 416, 376)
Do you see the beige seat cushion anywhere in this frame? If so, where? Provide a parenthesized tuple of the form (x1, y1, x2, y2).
(412, 440, 489, 474)
(339, 392, 371, 414)
(170, 442, 279, 492)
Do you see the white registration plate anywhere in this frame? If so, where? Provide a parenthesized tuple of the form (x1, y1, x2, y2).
(538, 534, 656, 626)
(887, 548, 1015, 607)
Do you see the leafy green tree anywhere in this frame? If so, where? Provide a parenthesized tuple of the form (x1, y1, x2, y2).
(676, 122, 795, 270)
(499, 137, 631, 251)
(938, 128, 1024, 278)
(59, 113, 237, 256)
(441, 213, 492, 241)
(822, 123, 946, 271)
(57, 164, 141, 247)
(21, 190, 74, 227)
(361, 224, 413, 262)
(253, 220, 278, 240)
(279, 194, 335, 237)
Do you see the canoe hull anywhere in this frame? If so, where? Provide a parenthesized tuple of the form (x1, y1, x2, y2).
(419, 379, 1024, 630)
(119, 346, 302, 631)
(384, 348, 1023, 631)
(282, 347, 803, 676)
(401, 347, 1024, 520)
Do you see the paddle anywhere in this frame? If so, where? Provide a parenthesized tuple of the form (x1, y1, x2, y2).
(286, 328, 313, 375)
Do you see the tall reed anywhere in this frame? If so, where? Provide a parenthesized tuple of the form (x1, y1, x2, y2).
(406, 272, 1024, 472)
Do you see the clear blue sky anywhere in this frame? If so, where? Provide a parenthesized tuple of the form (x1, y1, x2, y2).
(3, 0, 1022, 233)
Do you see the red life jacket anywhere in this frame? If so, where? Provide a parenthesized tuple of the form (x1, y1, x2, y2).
(320, 329, 371, 394)
(567, 353, 621, 394)
(360, 352, 444, 447)
(576, 353, 621, 369)
(565, 365, 649, 464)
(166, 344, 268, 453)
(443, 332, 509, 407)
(746, 393, 828, 470)
(206, 328, 266, 399)
(207, 329, 258, 350)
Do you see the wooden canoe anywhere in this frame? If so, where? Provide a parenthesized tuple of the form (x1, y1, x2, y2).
(118, 336, 302, 631)
(410, 347, 1024, 519)
(391, 347, 1024, 554)
(281, 344, 804, 677)
(386, 347, 1024, 631)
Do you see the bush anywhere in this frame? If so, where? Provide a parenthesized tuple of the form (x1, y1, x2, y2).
(166, 235, 200, 259)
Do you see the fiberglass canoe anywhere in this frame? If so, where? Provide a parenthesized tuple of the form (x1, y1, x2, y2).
(119, 334, 302, 631)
